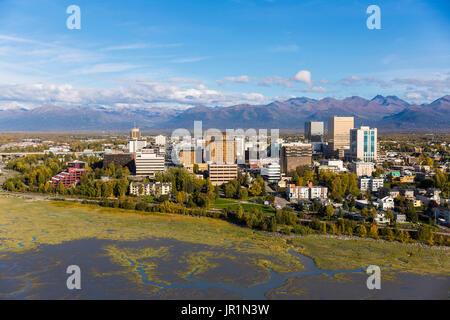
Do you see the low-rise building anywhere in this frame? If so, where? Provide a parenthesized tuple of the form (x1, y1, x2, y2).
(378, 187, 400, 199)
(401, 189, 415, 200)
(393, 175, 415, 183)
(412, 199, 423, 207)
(394, 213, 407, 223)
(374, 212, 390, 224)
(286, 183, 327, 201)
(377, 196, 395, 211)
(129, 182, 172, 197)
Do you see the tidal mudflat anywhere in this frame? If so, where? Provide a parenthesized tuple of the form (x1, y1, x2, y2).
(0, 197, 449, 299)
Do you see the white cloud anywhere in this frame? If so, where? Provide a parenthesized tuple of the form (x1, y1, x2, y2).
(300, 86, 327, 93)
(292, 70, 312, 86)
(223, 75, 251, 83)
(0, 81, 270, 110)
(171, 57, 210, 63)
(405, 92, 422, 100)
(73, 63, 138, 75)
(339, 75, 362, 86)
(256, 76, 294, 88)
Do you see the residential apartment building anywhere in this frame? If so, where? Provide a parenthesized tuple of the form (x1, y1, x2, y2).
(327, 116, 354, 158)
(51, 161, 88, 188)
(349, 126, 378, 162)
(286, 183, 328, 201)
(129, 181, 172, 197)
(208, 164, 238, 186)
(304, 121, 324, 142)
(358, 176, 384, 192)
(280, 142, 312, 174)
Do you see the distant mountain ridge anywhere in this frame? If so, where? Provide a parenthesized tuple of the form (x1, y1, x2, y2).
(0, 95, 449, 131)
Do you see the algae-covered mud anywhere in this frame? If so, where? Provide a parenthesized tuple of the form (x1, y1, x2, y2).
(0, 197, 449, 299)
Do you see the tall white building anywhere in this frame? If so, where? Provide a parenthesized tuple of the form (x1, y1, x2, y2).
(349, 126, 377, 162)
(154, 135, 166, 146)
(128, 140, 147, 153)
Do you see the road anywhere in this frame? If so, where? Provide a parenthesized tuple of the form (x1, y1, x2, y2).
(264, 182, 290, 208)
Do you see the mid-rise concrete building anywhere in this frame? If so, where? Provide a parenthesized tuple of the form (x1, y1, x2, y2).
(103, 152, 136, 172)
(208, 164, 238, 186)
(135, 151, 165, 177)
(280, 142, 312, 174)
(261, 162, 281, 183)
(351, 162, 375, 177)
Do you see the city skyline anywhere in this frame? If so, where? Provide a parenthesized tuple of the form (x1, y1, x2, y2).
(0, 0, 449, 111)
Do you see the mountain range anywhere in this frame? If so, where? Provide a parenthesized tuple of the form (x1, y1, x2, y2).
(0, 95, 449, 131)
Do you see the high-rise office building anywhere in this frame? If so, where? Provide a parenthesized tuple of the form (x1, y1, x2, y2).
(327, 116, 354, 158)
(205, 135, 236, 164)
(305, 121, 324, 142)
(130, 127, 141, 140)
(349, 126, 378, 162)
(280, 142, 313, 174)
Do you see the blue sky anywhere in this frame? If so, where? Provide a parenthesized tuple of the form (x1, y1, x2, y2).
(0, 0, 449, 109)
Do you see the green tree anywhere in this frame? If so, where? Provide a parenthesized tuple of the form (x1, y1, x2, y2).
(325, 204, 334, 218)
(357, 225, 367, 237)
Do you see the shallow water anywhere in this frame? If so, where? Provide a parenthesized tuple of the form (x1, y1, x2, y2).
(0, 237, 448, 300)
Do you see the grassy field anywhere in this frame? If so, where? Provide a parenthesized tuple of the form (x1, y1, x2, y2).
(213, 198, 276, 215)
(0, 196, 300, 276)
(290, 235, 450, 276)
(1, 196, 449, 278)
